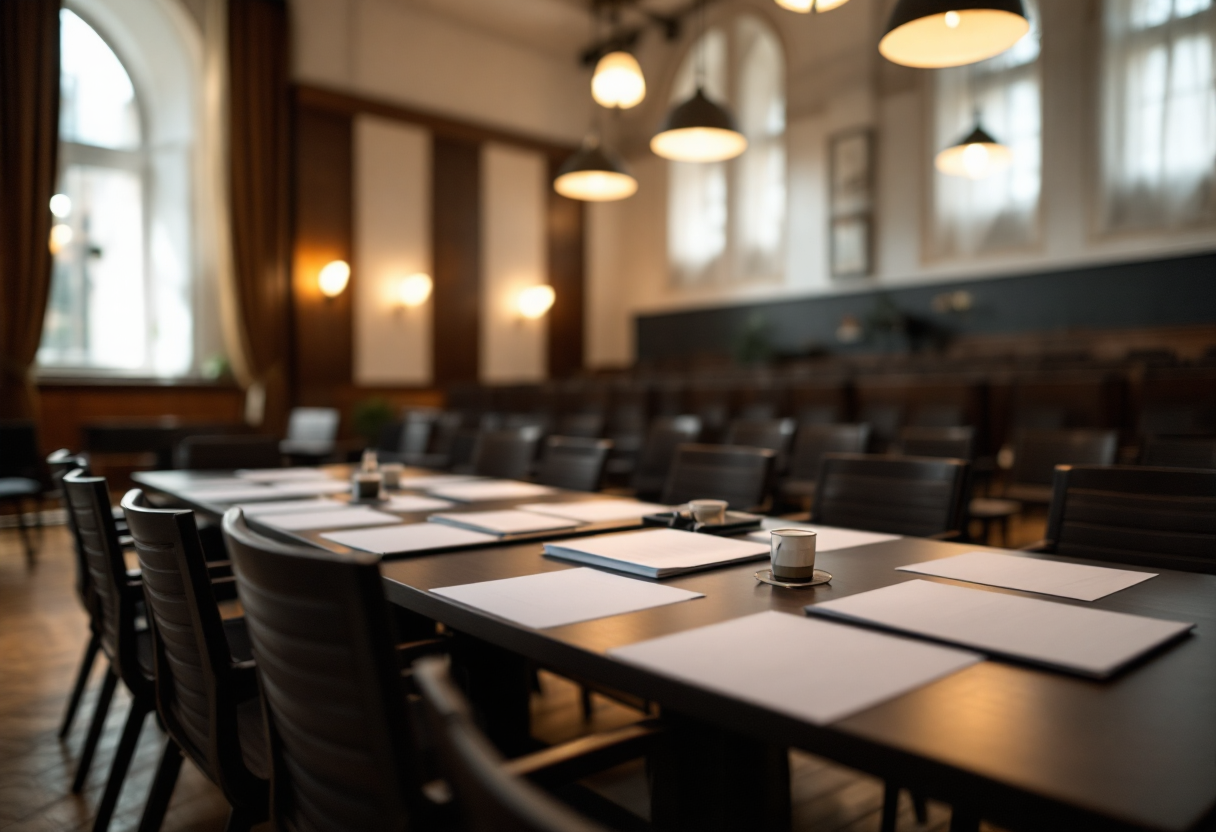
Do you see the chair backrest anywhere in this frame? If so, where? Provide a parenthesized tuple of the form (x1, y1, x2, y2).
(897, 426, 975, 461)
(402, 409, 440, 455)
(787, 423, 871, 482)
(1140, 436, 1216, 470)
(414, 658, 609, 832)
(724, 418, 796, 460)
(48, 450, 95, 614)
(471, 427, 543, 480)
(121, 490, 261, 796)
(556, 412, 605, 439)
(661, 444, 776, 511)
(1010, 429, 1118, 486)
(0, 420, 41, 479)
(174, 435, 283, 470)
(429, 411, 464, 457)
(857, 403, 903, 451)
(286, 407, 340, 442)
(813, 453, 970, 538)
(534, 437, 612, 492)
(222, 510, 425, 831)
(631, 415, 701, 497)
(1044, 465, 1216, 574)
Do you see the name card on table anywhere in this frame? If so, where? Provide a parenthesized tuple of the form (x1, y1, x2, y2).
(429, 510, 581, 536)
(322, 523, 497, 555)
(544, 528, 770, 579)
(896, 551, 1157, 601)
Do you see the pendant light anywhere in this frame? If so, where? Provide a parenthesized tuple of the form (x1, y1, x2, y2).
(592, 51, 646, 109)
(554, 135, 638, 201)
(879, 0, 1029, 68)
(774, 0, 849, 12)
(935, 124, 1012, 179)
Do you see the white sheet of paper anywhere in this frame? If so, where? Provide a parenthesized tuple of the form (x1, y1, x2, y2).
(427, 480, 556, 502)
(428, 510, 581, 535)
(807, 579, 1194, 678)
(257, 506, 401, 531)
(748, 520, 900, 552)
(896, 551, 1157, 601)
(180, 485, 279, 503)
(237, 498, 347, 516)
(430, 567, 704, 629)
(610, 611, 980, 725)
(383, 495, 457, 513)
(322, 522, 498, 554)
(543, 528, 770, 578)
(517, 500, 672, 523)
(397, 474, 482, 489)
(236, 467, 331, 482)
(267, 480, 352, 497)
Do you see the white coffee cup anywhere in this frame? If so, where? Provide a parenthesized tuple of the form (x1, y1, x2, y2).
(770, 528, 817, 582)
(380, 463, 404, 489)
(689, 499, 728, 525)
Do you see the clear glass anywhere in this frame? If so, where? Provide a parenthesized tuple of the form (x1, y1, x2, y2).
(59, 11, 141, 151)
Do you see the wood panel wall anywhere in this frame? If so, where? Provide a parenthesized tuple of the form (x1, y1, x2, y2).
(546, 155, 585, 378)
(432, 136, 482, 385)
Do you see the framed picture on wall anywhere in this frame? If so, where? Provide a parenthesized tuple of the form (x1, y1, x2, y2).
(829, 129, 874, 279)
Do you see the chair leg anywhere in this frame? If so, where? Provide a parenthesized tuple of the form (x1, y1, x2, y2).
(223, 807, 257, 832)
(880, 783, 899, 832)
(580, 686, 594, 721)
(912, 792, 928, 824)
(91, 696, 153, 832)
(60, 633, 101, 739)
(136, 741, 184, 832)
(15, 498, 36, 565)
(73, 667, 119, 793)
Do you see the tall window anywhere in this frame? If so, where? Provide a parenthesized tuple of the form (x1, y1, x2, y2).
(931, 14, 1041, 258)
(40, 9, 193, 376)
(1101, 0, 1216, 230)
(668, 17, 785, 286)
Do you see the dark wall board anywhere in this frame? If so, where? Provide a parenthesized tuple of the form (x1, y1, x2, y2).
(635, 251, 1216, 361)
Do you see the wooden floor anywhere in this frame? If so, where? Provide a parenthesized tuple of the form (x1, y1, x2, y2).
(0, 523, 1027, 831)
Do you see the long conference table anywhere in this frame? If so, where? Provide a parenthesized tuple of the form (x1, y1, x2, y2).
(133, 466, 1216, 832)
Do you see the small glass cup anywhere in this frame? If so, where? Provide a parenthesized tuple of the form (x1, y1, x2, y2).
(380, 462, 404, 490)
(688, 499, 728, 525)
(352, 471, 382, 501)
(770, 528, 817, 582)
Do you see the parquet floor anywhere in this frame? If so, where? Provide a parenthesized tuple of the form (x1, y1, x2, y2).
(0, 523, 1028, 831)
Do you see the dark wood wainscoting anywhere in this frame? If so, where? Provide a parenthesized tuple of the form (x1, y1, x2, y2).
(432, 136, 482, 385)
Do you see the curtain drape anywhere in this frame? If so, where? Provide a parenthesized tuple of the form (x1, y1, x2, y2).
(227, 0, 292, 432)
(0, 2, 59, 420)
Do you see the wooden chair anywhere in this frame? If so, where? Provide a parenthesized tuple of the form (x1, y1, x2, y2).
(812, 454, 970, 539)
(1004, 429, 1118, 504)
(174, 434, 283, 470)
(724, 417, 796, 471)
(535, 437, 613, 492)
(0, 420, 45, 563)
(778, 423, 871, 509)
(1140, 436, 1216, 469)
(631, 416, 701, 499)
(1033, 465, 1216, 574)
(471, 427, 543, 480)
(661, 444, 776, 511)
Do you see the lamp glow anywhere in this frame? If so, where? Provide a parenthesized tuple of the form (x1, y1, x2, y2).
(878, 1, 1029, 68)
(651, 89, 748, 163)
(517, 285, 556, 320)
(318, 260, 351, 298)
(50, 194, 72, 218)
(935, 125, 1012, 179)
(775, 0, 850, 11)
(592, 51, 646, 109)
(49, 224, 73, 254)
(554, 138, 637, 202)
(397, 272, 433, 308)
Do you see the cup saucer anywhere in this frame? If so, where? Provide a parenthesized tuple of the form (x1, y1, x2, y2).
(754, 568, 832, 589)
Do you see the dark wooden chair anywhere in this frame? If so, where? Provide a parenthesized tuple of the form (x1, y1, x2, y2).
(535, 437, 613, 492)
(1140, 436, 1216, 469)
(120, 490, 268, 832)
(896, 426, 975, 461)
(471, 427, 544, 480)
(661, 444, 776, 511)
(812, 453, 970, 539)
(174, 434, 283, 470)
(724, 417, 796, 471)
(1033, 465, 1216, 574)
(779, 423, 871, 509)
(1, 420, 45, 563)
(1004, 429, 1118, 504)
(631, 416, 701, 499)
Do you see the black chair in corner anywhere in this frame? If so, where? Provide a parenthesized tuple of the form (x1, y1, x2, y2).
(174, 434, 283, 470)
(812, 453, 970, 539)
(1140, 435, 1216, 470)
(631, 416, 701, 500)
(1, 419, 46, 563)
(779, 423, 871, 510)
(661, 444, 776, 512)
(1003, 428, 1118, 504)
(1033, 465, 1216, 574)
(724, 417, 796, 471)
(120, 489, 268, 832)
(471, 427, 544, 480)
(535, 436, 613, 492)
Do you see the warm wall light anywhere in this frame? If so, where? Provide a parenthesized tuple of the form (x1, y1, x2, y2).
(50, 194, 72, 218)
(592, 51, 647, 109)
(397, 272, 433, 308)
(879, 0, 1030, 68)
(775, 0, 850, 12)
(49, 224, 73, 254)
(517, 285, 556, 320)
(318, 260, 350, 298)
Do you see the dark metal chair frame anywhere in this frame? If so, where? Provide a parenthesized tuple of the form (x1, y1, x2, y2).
(535, 436, 613, 493)
(661, 443, 776, 512)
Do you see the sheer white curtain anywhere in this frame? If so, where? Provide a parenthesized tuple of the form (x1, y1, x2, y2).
(932, 22, 1041, 258)
(735, 17, 786, 280)
(1101, 0, 1216, 230)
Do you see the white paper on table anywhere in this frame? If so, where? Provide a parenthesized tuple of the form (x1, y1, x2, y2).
(518, 500, 673, 523)
(428, 510, 581, 536)
(397, 474, 482, 489)
(180, 485, 279, 503)
(427, 480, 556, 502)
(322, 523, 498, 554)
(236, 467, 332, 482)
(257, 506, 401, 531)
(383, 495, 457, 513)
(896, 551, 1157, 602)
(267, 480, 352, 497)
(747, 520, 900, 552)
(609, 611, 981, 725)
(543, 528, 770, 578)
(807, 580, 1194, 678)
(237, 498, 347, 516)
(430, 567, 704, 629)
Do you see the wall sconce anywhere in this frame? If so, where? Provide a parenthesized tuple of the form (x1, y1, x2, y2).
(318, 260, 350, 298)
(517, 285, 556, 320)
(396, 273, 433, 309)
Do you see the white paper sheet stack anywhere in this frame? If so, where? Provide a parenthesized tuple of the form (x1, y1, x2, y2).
(428, 510, 581, 536)
(896, 551, 1157, 601)
(543, 529, 770, 578)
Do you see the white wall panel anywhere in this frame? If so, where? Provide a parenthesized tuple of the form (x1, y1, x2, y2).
(354, 116, 432, 385)
(480, 143, 548, 383)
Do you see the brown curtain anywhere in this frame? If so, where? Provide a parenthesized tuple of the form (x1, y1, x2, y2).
(0, 2, 59, 421)
(228, 0, 292, 432)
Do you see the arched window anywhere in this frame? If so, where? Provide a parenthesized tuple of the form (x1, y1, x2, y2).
(667, 16, 786, 286)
